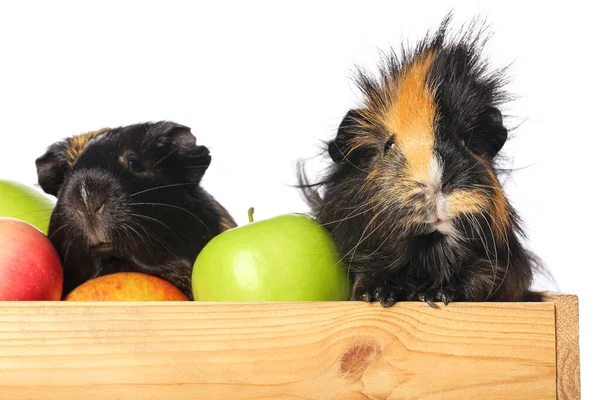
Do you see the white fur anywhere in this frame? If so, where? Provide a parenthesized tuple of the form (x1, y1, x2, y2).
(435, 220, 454, 235)
(436, 193, 448, 221)
(80, 182, 89, 211)
(429, 154, 443, 190)
(424, 154, 457, 237)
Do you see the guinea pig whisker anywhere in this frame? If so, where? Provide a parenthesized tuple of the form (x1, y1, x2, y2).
(321, 177, 373, 210)
(62, 238, 74, 272)
(122, 222, 145, 242)
(125, 220, 153, 244)
(117, 224, 138, 253)
(120, 222, 139, 244)
(47, 223, 69, 240)
(478, 193, 510, 235)
(345, 203, 393, 271)
(114, 228, 124, 249)
(155, 164, 210, 171)
(346, 219, 388, 275)
(126, 219, 179, 260)
(470, 213, 493, 263)
(127, 218, 157, 243)
(178, 163, 211, 168)
(455, 214, 478, 242)
(490, 248, 511, 300)
(151, 148, 178, 169)
(457, 158, 486, 178)
(129, 202, 208, 229)
(89, 265, 102, 280)
(480, 208, 511, 300)
(479, 212, 500, 299)
(337, 192, 373, 212)
(453, 218, 469, 241)
(130, 183, 198, 198)
(466, 212, 497, 299)
(335, 143, 370, 174)
(330, 177, 369, 192)
(325, 203, 379, 229)
(367, 234, 391, 260)
(129, 213, 180, 239)
(468, 184, 498, 190)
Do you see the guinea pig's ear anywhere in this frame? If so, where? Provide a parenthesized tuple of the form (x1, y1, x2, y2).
(35, 141, 70, 197)
(152, 121, 212, 182)
(328, 109, 363, 164)
(156, 121, 199, 149)
(476, 106, 508, 158)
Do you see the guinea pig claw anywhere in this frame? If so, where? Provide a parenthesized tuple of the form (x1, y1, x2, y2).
(374, 285, 399, 307)
(352, 277, 401, 307)
(359, 292, 372, 302)
(417, 288, 456, 308)
(441, 293, 451, 306)
(436, 289, 456, 306)
(381, 299, 396, 307)
(427, 299, 439, 309)
(379, 292, 397, 307)
(417, 291, 440, 308)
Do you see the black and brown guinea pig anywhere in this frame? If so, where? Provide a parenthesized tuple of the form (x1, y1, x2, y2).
(35, 121, 236, 299)
(297, 15, 539, 307)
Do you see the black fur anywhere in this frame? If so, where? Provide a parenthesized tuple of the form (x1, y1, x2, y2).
(297, 14, 536, 307)
(36, 141, 70, 196)
(35, 121, 235, 299)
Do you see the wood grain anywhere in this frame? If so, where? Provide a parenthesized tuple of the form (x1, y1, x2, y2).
(541, 293, 581, 400)
(0, 301, 557, 400)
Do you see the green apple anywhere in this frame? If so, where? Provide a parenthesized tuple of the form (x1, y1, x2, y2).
(0, 180, 55, 235)
(191, 209, 350, 301)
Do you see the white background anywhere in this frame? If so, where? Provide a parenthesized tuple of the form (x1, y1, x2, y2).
(0, 0, 597, 396)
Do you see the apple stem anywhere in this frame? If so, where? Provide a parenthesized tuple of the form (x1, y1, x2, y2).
(248, 207, 255, 223)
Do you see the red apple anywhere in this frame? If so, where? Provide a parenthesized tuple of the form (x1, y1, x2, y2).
(0, 217, 63, 300)
(64, 272, 189, 301)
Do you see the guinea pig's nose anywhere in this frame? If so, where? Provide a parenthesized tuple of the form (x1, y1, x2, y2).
(86, 197, 106, 217)
(418, 181, 438, 197)
(94, 202, 105, 215)
(78, 183, 106, 216)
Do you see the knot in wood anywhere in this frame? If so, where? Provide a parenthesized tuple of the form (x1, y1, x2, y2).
(339, 339, 381, 381)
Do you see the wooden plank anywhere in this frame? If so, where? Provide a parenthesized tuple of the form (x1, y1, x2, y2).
(0, 301, 556, 400)
(540, 294, 581, 400)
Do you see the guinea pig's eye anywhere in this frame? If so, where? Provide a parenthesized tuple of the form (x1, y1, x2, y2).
(127, 154, 145, 173)
(384, 137, 395, 153)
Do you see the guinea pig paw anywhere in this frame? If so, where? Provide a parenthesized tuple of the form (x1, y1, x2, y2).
(351, 280, 400, 307)
(351, 284, 373, 302)
(353, 289, 373, 302)
(438, 290, 454, 306)
(417, 291, 439, 308)
(417, 289, 455, 308)
(373, 286, 398, 307)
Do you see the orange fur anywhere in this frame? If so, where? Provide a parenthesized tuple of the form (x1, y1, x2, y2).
(385, 53, 437, 182)
(473, 156, 511, 238)
(447, 189, 491, 216)
(66, 128, 111, 166)
(486, 167, 510, 238)
(342, 50, 511, 239)
(350, 52, 438, 178)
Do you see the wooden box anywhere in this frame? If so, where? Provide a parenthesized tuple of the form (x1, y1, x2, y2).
(0, 293, 580, 399)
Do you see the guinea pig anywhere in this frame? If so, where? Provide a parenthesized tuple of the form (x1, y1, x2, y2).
(297, 15, 538, 307)
(35, 121, 236, 299)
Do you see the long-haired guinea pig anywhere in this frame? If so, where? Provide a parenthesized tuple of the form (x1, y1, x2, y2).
(298, 16, 538, 307)
(35, 121, 236, 299)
